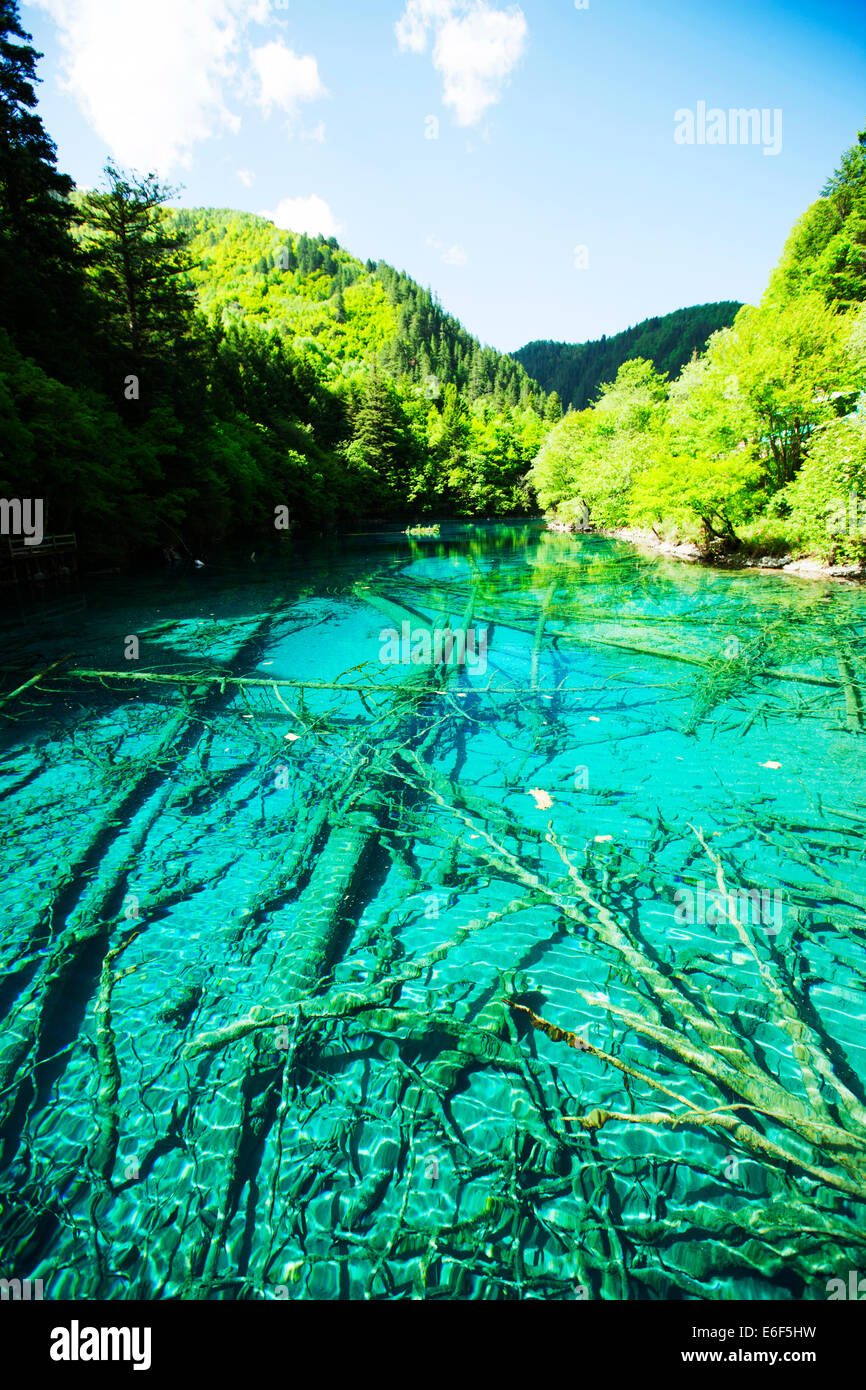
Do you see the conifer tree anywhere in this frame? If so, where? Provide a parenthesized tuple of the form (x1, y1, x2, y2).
(78, 161, 199, 400)
(0, 0, 89, 375)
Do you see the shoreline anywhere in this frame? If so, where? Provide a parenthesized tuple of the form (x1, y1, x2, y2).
(545, 520, 865, 583)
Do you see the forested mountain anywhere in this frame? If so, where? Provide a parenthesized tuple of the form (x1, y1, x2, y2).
(530, 128, 866, 562)
(2, 0, 862, 574)
(0, 0, 556, 570)
(513, 302, 742, 411)
(174, 208, 550, 411)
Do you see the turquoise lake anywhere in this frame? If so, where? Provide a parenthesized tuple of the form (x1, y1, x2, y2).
(1, 522, 865, 1299)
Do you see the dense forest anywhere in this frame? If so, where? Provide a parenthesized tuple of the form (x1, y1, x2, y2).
(0, 1, 556, 569)
(531, 130, 866, 564)
(174, 207, 550, 411)
(513, 302, 743, 411)
(1, 0, 864, 574)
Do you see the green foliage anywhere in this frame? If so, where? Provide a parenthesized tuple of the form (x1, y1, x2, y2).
(630, 451, 766, 542)
(529, 128, 866, 560)
(172, 208, 551, 416)
(783, 305, 866, 561)
(77, 164, 199, 372)
(708, 297, 849, 488)
(346, 371, 419, 512)
(783, 412, 866, 562)
(0, 327, 163, 559)
(0, 0, 555, 567)
(530, 359, 669, 526)
(373, 262, 542, 408)
(514, 303, 742, 411)
(2, 13, 865, 572)
(0, 0, 92, 378)
(764, 129, 866, 312)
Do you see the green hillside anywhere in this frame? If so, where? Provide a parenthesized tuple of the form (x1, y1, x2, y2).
(0, 51, 561, 576)
(513, 302, 742, 410)
(528, 128, 866, 562)
(175, 208, 550, 410)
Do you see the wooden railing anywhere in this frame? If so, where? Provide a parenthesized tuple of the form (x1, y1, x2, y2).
(6, 533, 78, 559)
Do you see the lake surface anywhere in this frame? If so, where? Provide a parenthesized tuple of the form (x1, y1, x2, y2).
(1, 522, 865, 1299)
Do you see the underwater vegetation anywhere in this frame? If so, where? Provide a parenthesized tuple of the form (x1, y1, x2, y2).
(0, 525, 864, 1300)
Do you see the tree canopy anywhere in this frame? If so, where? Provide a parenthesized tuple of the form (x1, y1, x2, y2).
(529, 125, 866, 564)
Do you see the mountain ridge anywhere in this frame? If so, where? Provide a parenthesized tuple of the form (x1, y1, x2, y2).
(512, 302, 743, 411)
(173, 207, 556, 411)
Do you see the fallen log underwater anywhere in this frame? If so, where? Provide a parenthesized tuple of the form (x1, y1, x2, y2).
(0, 602, 288, 1165)
(365, 583, 856, 691)
(176, 579, 666, 1296)
(176, 584, 486, 1293)
(182, 581, 866, 1292)
(2, 568, 865, 1300)
(0, 653, 74, 710)
(398, 759, 866, 1204)
(4, 583, 582, 1299)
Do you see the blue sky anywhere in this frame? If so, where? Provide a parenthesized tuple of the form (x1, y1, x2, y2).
(23, 0, 866, 352)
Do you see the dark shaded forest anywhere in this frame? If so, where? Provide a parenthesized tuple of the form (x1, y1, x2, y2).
(513, 302, 743, 411)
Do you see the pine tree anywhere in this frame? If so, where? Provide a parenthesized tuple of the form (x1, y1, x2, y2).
(545, 391, 562, 423)
(0, 0, 89, 375)
(350, 370, 416, 508)
(468, 353, 488, 399)
(79, 162, 197, 364)
(78, 161, 201, 411)
(296, 234, 314, 275)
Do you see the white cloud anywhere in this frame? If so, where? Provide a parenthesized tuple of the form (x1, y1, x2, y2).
(248, 40, 326, 118)
(427, 234, 468, 266)
(236, 168, 255, 187)
(25, 1, 324, 174)
(396, 0, 527, 126)
(395, 0, 454, 53)
(27, 0, 259, 172)
(301, 121, 327, 143)
(262, 195, 342, 237)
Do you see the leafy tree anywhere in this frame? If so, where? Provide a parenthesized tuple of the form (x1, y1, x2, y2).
(690, 297, 850, 489)
(783, 412, 866, 562)
(630, 451, 765, 546)
(783, 303, 866, 560)
(530, 408, 606, 517)
(764, 129, 866, 312)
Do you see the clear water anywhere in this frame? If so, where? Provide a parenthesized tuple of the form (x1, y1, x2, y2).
(1, 522, 865, 1300)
